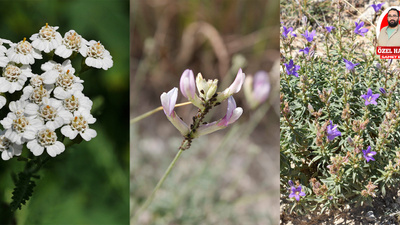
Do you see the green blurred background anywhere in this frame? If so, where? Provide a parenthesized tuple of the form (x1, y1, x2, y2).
(0, 0, 129, 224)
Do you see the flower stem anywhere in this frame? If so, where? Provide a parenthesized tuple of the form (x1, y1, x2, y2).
(130, 102, 192, 124)
(131, 147, 185, 223)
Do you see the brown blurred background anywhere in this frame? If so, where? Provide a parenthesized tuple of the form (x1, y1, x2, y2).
(131, 0, 280, 224)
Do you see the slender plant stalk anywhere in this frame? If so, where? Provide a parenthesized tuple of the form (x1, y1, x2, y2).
(130, 102, 192, 124)
(131, 147, 185, 223)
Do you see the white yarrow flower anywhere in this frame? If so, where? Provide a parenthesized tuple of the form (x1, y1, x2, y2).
(41, 60, 75, 85)
(85, 40, 113, 70)
(0, 96, 6, 109)
(27, 125, 65, 157)
(1, 112, 42, 145)
(0, 63, 34, 93)
(0, 129, 23, 160)
(0, 39, 12, 67)
(25, 97, 72, 130)
(6, 38, 42, 65)
(55, 30, 88, 58)
(20, 85, 52, 105)
(61, 90, 93, 112)
(53, 69, 84, 99)
(30, 23, 62, 53)
(61, 109, 96, 141)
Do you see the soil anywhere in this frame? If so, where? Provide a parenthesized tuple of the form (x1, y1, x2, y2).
(280, 189, 400, 224)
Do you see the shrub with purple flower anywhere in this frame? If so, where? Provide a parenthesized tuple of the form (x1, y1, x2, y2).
(371, 3, 382, 13)
(299, 47, 310, 55)
(281, 1, 400, 217)
(326, 120, 341, 141)
(354, 21, 369, 36)
(361, 88, 380, 105)
(325, 26, 335, 33)
(343, 58, 359, 71)
(289, 184, 306, 201)
(282, 26, 297, 38)
(302, 30, 316, 42)
(284, 59, 300, 77)
(362, 146, 377, 162)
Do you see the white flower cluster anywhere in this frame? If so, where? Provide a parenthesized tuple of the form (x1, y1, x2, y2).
(0, 24, 113, 161)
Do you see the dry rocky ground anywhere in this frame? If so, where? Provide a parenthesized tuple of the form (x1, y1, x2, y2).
(281, 190, 400, 224)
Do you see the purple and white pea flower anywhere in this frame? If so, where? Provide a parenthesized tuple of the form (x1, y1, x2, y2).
(216, 68, 245, 103)
(180, 69, 204, 109)
(244, 71, 270, 109)
(160, 87, 190, 136)
(194, 96, 243, 137)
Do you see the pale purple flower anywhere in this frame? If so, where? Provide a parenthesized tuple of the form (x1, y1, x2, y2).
(217, 68, 245, 103)
(362, 146, 376, 162)
(160, 87, 190, 135)
(354, 21, 369, 36)
(325, 26, 335, 33)
(194, 96, 243, 137)
(361, 88, 380, 105)
(299, 47, 310, 55)
(218, 96, 243, 126)
(284, 59, 300, 77)
(180, 69, 196, 99)
(379, 87, 386, 94)
(327, 120, 341, 141)
(282, 26, 297, 38)
(371, 3, 383, 13)
(289, 185, 306, 201)
(302, 30, 316, 42)
(244, 71, 270, 108)
(343, 58, 359, 71)
(252, 71, 270, 103)
(288, 180, 295, 187)
(161, 87, 179, 116)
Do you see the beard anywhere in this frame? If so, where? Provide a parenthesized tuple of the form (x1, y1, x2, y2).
(389, 19, 399, 28)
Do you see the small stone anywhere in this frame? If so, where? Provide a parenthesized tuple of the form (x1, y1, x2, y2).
(365, 211, 376, 222)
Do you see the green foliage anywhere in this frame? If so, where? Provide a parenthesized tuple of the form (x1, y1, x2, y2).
(0, 0, 129, 224)
(281, 2, 400, 215)
(10, 172, 37, 212)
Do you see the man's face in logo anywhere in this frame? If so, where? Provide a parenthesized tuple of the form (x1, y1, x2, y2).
(388, 10, 399, 28)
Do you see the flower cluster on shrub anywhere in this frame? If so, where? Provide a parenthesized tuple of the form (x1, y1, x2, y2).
(0, 24, 113, 160)
(280, 5, 400, 214)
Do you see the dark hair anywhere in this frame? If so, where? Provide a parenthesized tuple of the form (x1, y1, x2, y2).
(388, 8, 399, 17)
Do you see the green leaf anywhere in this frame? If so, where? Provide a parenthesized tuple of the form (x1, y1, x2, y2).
(10, 172, 38, 211)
